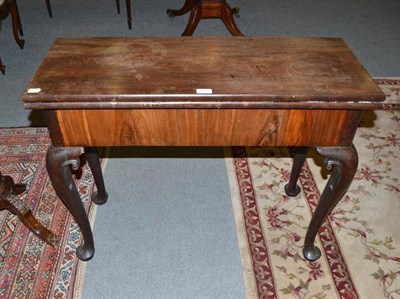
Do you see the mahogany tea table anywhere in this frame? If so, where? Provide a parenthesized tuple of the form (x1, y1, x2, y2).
(21, 36, 387, 261)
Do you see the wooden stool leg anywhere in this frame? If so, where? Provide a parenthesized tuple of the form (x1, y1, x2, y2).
(45, 0, 52, 17)
(0, 56, 5, 74)
(13, 0, 23, 35)
(46, 146, 95, 261)
(303, 145, 358, 261)
(8, 0, 24, 49)
(181, 6, 202, 36)
(167, 0, 196, 17)
(84, 147, 108, 205)
(284, 147, 308, 197)
(125, 0, 131, 30)
(0, 172, 58, 246)
(116, 0, 120, 14)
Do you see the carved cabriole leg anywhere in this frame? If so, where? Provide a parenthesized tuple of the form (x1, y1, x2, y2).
(167, 0, 196, 17)
(84, 147, 108, 205)
(46, 145, 95, 261)
(303, 144, 358, 261)
(285, 147, 309, 197)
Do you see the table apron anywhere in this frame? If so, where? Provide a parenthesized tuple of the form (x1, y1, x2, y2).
(44, 109, 362, 147)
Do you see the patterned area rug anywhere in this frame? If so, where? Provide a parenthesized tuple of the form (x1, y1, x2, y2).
(0, 128, 99, 299)
(226, 78, 400, 299)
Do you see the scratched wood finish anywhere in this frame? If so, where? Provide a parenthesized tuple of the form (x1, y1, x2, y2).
(22, 37, 385, 109)
(45, 109, 361, 147)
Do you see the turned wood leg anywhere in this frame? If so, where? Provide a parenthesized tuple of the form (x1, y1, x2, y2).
(84, 147, 108, 205)
(284, 147, 309, 197)
(167, 0, 196, 17)
(181, 6, 202, 36)
(9, 0, 24, 49)
(0, 172, 58, 246)
(45, 0, 52, 17)
(125, 0, 132, 30)
(46, 146, 95, 261)
(303, 145, 358, 261)
(219, 2, 243, 36)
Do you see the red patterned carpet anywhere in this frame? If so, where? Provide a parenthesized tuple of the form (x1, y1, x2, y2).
(0, 128, 98, 299)
(226, 78, 400, 298)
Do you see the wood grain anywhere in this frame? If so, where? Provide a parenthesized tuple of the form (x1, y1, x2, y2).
(46, 109, 361, 147)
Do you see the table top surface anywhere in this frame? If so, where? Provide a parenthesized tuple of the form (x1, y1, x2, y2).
(22, 36, 386, 110)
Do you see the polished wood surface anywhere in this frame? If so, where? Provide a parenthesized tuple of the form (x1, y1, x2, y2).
(22, 37, 384, 108)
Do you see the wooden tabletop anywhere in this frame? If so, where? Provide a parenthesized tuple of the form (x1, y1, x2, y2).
(22, 36, 385, 109)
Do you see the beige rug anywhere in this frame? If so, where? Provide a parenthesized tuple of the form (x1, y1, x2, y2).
(225, 78, 400, 298)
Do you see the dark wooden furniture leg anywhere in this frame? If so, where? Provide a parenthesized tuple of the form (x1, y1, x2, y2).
(284, 147, 309, 197)
(45, 0, 52, 17)
(84, 147, 108, 205)
(46, 146, 95, 261)
(0, 56, 5, 74)
(0, 172, 58, 246)
(168, 0, 243, 36)
(8, 0, 25, 49)
(125, 0, 131, 30)
(116, 0, 120, 13)
(46, 0, 131, 28)
(303, 145, 358, 261)
(13, 0, 23, 35)
(218, 1, 242, 36)
(181, 5, 202, 36)
(116, 0, 132, 29)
